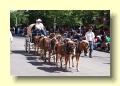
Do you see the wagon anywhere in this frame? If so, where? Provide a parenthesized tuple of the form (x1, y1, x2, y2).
(24, 23, 36, 53)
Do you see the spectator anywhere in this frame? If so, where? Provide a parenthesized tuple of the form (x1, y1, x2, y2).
(10, 31, 13, 43)
(85, 27, 95, 58)
(63, 33, 69, 38)
(93, 35, 102, 50)
(100, 35, 110, 52)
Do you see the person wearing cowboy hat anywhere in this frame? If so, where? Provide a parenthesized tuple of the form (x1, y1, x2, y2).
(35, 18, 47, 36)
(85, 27, 95, 58)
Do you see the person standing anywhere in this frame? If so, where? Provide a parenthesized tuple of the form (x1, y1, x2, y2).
(85, 27, 95, 58)
(10, 31, 13, 43)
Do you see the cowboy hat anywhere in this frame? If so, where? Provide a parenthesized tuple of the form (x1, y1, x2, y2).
(36, 19, 42, 22)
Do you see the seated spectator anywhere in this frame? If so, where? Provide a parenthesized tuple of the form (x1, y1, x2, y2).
(101, 35, 110, 52)
(63, 33, 69, 38)
(105, 36, 110, 52)
(101, 35, 106, 43)
(93, 35, 102, 50)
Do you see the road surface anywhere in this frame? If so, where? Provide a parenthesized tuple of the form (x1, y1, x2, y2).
(10, 35, 110, 76)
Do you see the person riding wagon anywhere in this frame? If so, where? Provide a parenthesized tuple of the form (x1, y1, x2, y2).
(35, 19, 47, 36)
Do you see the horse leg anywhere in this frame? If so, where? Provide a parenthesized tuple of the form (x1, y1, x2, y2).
(76, 53, 80, 72)
(53, 52, 55, 64)
(44, 49, 46, 62)
(56, 53, 58, 67)
(72, 55, 74, 67)
(41, 49, 44, 58)
(65, 55, 68, 70)
(60, 55, 63, 68)
(48, 50, 51, 63)
(39, 49, 42, 60)
(69, 56, 70, 68)
(52, 50, 56, 64)
(37, 45, 39, 54)
(34, 45, 36, 54)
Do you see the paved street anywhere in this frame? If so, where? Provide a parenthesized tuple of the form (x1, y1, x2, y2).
(10, 35, 110, 76)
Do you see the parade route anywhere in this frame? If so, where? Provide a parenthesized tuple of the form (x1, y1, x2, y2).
(10, 35, 110, 76)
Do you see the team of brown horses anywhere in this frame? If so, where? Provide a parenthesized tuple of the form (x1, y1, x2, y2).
(33, 33, 90, 72)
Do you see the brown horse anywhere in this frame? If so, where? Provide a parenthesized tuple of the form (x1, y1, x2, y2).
(48, 37, 58, 63)
(54, 38, 71, 67)
(37, 35, 45, 57)
(41, 33, 56, 62)
(56, 34, 62, 42)
(72, 40, 90, 71)
(55, 40, 76, 71)
(49, 33, 56, 39)
(34, 36, 39, 54)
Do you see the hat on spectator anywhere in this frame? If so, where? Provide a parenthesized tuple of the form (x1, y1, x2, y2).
(36, 19, 42, 22)
(89, 27, 93, 30)
(96, 35, 101, 39)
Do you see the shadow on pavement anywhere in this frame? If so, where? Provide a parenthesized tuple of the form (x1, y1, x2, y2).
(28, 62, 44, 66)
(28, 58, 56, 66)
(103, 63, 110, 64)
(92, 56, 110, 58)
(11, 50, 35, 56)
(27, 57, 72, 73)
(26, 55, 73, 73)
(37, 66, 72, 73)
(26, 57, 37, 60)
(12, 34, 26, 37)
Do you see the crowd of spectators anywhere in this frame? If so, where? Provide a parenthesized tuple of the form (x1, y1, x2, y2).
(10, 25, 110, 53)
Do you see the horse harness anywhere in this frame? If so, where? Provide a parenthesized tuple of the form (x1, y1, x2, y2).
(76, 41, 88, 53)
(64, 42, 73, 54)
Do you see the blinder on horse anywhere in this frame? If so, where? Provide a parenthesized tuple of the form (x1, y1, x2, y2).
(50, 38, 57, 49)
(83, 42, 89, 54)
(76, 41, 89, 54)
(65, 43, 71, 54)
(65, 41, 76, 54)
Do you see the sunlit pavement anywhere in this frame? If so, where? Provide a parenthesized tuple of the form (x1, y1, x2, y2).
(10, 36, 110, 76)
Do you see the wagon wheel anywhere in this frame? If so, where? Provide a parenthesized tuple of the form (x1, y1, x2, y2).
(28, 38, 30, 53)
(25, 39, 28, 52)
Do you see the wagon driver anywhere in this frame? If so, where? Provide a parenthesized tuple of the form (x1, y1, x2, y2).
(35, 19, 47, 36)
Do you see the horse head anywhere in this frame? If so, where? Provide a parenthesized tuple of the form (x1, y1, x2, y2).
(82, 41, 90, 55)
(77, 40, 89, 55)
(51, 37, 57, 49)
(49, 33, 55, 39)
(66, 41, 76, 55)
(56, 34, 62, 42)
(64, 38, 71, 43)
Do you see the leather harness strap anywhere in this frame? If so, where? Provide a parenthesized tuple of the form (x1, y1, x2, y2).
(76, 41, 87, 53)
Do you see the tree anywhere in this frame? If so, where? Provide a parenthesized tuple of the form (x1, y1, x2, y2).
(10, 10, 29, 27)
(10, 10, 110, 29)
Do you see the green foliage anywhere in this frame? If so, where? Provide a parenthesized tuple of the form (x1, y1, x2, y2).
(10, 10, 29, 27)
(10, 10, 110, 29)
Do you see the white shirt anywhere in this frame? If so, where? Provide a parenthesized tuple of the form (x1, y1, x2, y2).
(35, 23, 44, 30)
(10, 31, 13, 42)
(85, 31, 95, 41)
